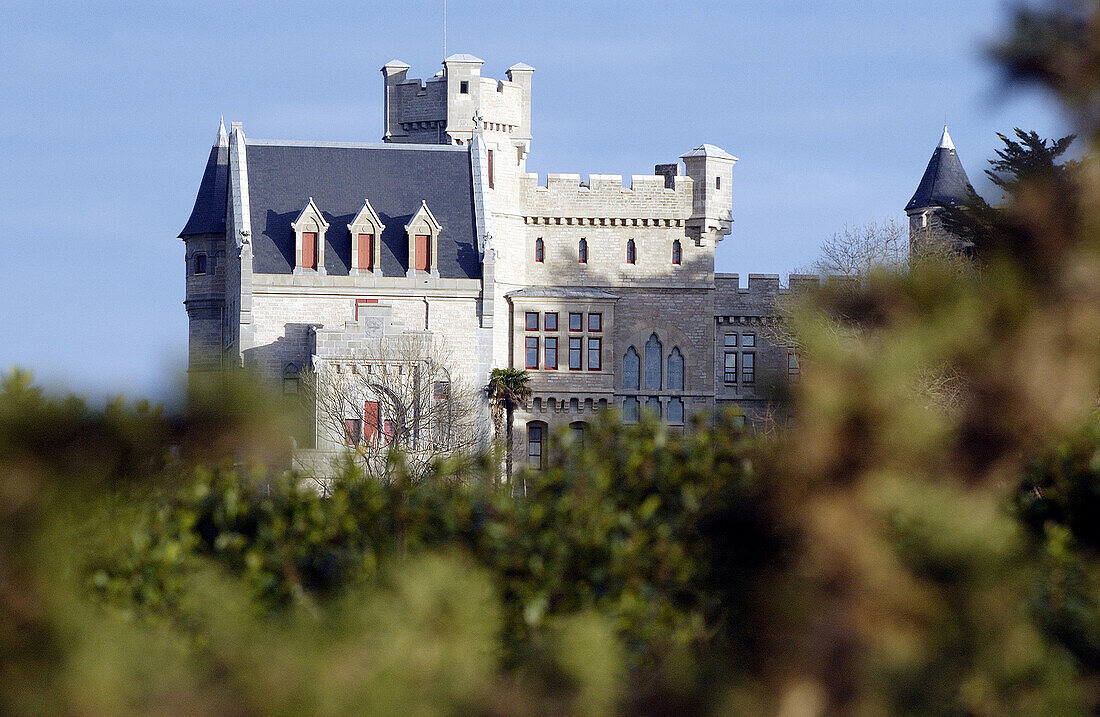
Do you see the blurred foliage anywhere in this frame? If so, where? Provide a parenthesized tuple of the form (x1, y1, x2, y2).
(6, 2, 1100, 713)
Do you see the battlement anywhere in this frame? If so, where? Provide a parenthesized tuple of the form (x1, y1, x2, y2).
(520, 171, 694, 220)
(381, 56, 532, 147)
(715, 273, 825, 314)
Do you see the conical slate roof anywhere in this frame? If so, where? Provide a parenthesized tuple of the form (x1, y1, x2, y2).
(906, 126, 973, 212)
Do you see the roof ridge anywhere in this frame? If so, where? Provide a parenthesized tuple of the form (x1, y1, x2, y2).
(246, 139, 468, 152)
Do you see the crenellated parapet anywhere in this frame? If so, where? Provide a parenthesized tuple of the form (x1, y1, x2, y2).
(519, 172, 694, 223)
(381, 56, 532, 149)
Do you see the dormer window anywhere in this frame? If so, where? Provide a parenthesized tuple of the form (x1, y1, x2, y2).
(405, 200, 443, 277)
(348, 198, 386, 276)
(194, 253, 207, 275)
(291, 197, 329, 275)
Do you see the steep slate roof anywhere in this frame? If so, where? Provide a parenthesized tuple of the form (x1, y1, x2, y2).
(179, 141, 228, 237)
(244, 141, 480, 279)
(906, 127, 973, 212)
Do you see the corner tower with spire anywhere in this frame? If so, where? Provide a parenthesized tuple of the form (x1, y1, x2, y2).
(905, 126, 974, 252)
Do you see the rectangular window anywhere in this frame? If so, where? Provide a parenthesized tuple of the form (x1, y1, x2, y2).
(460, 80, 469, 94)
(414, 234, 431, 271)
(569, 312, 582, 331)
(716, 175, 721, 190)
(588, 312, 602, 332)
(742, 333, 756, 348)
(344, 418, 361, 445)
(525, 311, 539, 331)
(194, 254, 207, 275)
(357, 233, 373, 270)
(788, 353, 800, 383)
(544, 312, 558, 332)
(724, 352, 737, 383)
(587, 337, 601, 371)
(525, 337, 539, 369)
(544, 337, 558, 369)
(724, 333, 737, 348)
(487, 149, 494, 189)
(302, 231, 317, 270)
(741, 352, 755, 383)
(363, 401, 379, 442)
(569, 337, 582, 370)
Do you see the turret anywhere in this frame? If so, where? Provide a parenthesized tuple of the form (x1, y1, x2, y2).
(379, 55, 533, 149)
(906, 126, 973, 251)
(681, 144, 737, 244)
(381, 59, 411, 141)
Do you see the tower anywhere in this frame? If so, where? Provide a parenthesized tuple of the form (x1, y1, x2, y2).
(681, 144, 737, 245)
(906, 126, 973, 251)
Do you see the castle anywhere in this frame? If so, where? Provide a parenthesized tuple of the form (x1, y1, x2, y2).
(179, 55, 971, 470)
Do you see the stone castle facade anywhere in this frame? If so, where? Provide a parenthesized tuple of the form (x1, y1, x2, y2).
(179, 55, 968, 469)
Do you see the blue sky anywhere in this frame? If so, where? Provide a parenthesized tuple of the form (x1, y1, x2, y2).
(0, 1, 1069, 398)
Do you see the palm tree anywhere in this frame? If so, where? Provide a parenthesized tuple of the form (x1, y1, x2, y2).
(486, 368, 531, 488)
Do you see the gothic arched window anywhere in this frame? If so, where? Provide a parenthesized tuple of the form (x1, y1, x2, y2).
(578, 237, 588, 263)
(623, 346, 640, 389)
(667, 347, 684, 390)
(535, 237, 544, 262)
(644, 333, 662, 389)
(626, 238, 636, 264)
(672, 240, 682, 265)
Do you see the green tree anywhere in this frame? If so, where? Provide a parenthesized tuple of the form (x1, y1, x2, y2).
(486, 367, 530, 489)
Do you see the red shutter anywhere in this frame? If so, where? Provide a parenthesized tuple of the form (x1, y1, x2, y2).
(363, 401, 379, 442)
(414, 234, 431, 271)
(357, 233, 373, 270)
(302, 232, 317, 269)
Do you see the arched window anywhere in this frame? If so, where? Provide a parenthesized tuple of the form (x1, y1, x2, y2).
(578, 237, 588, 263)
(535, 237, 544, 262)
(623, 346, 640, 390)
(645, 396, 662, 417)
(282, 363, 300, 395)
(644, 333, 662, 389)
(569, 421, 587, 446)
(672, 240, 682, 265)
(667, 347, 684, 390)
(527, 421, 547, 470)
(626, 238, 636, 264)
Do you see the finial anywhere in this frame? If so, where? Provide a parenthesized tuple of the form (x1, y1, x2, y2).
(216, 116, 229, 147)
(472, 110, 484, 132)
(938, 125, 955, 150)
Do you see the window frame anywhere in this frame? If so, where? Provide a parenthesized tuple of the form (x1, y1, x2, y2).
(194, 253, 208, 275)
(544, 337, 558, 370)
(723, 351, 738, 384)
(741, 351, 755, 384)
(569, 312, 583, 332)
(672, 239, 682, 265)
(544, 312, 558, 332)
(578, 237, 588, 263)
(534, 237, 544, 262)
(525, 337, 539, 369)
(525, 311, 539, 331)
(626, 238, 636, 264)
(587, 337, 602, 371)
(587, 312, 602, 333)
(742, 333, 756, 348)
(568, 337, 583, 370)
